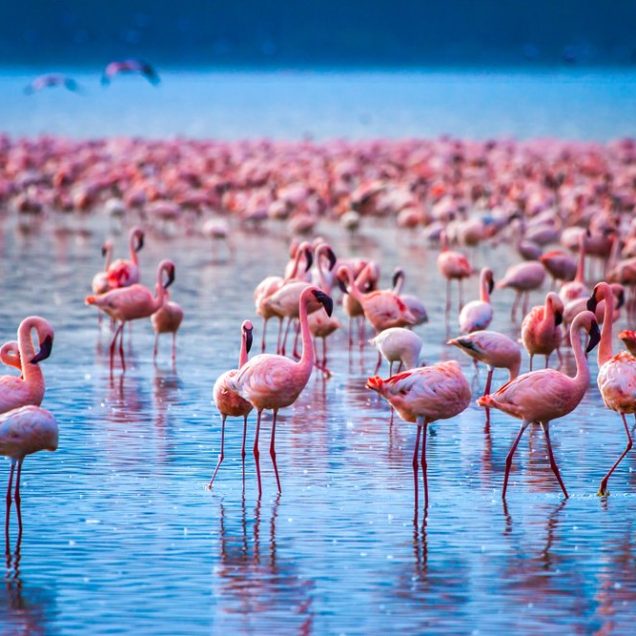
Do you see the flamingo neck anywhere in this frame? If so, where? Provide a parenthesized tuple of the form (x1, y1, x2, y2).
(129, 234, 139, 266)
(17, 319, 44, 388)
(479, 271, 490, 303)
(570, 316, 590, 386)
(575, 237, 586, 283)
(393, 271, 405, 295)
(238, 333, 248, 368)
(297, 292, 315, 373)
(345, 270, 364, 304)
(599, 285, 614, 366)
(316, 249, 328, 291)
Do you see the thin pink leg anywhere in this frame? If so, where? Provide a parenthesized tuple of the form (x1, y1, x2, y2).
(254, 410, 262, 498)
(598, 413, 633, 496)
(322, 338, 328, 370)
(261, 317, 268, 352)
(241, 415, 248, 460)
(208, 415, 226, 489)
(153, 333, 159, 360)
(373, 351, 382, 375)
(412, 426, 421, 520)
(5, 461, 15, 547)
(109, 323, 123, 370)
(292, 321, 301, 359)
(541, 422, 568, 498)
(280, 318, 292, 356)
(529, 354, 534, 372)
(14, 460, 22, 544)
(503, 421, 530, 499)
(270, 409, 282, 493)
(484, 368, 494, 396)
(172, 333, 177, 362)
(118, 323, 126, 372)
(348, 316, 353, 349)
(421, 423, 429, 511)
(275, 318, 283, 354)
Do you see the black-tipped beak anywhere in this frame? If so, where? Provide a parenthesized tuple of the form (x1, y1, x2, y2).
(488, 277, 495, 295)
(136, 233, 145, 252)
(30, 334, 53, 364)
(617, 290, 626, 310)
(337, 276, 348, 294)
(586, 320, 601, 353)
(587, 293, 598, 312)
(554, 310, 563, 327)
(326, 248, 337, 272)
(101, 245, 107, 257)
(304, 248, 313, 272)
(163, 265, 175, 289)
(245, 327, 253, 354)
(392, 269, 403, 289)
(313, 290, 334, 317)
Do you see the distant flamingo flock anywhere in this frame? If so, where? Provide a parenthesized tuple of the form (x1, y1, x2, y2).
(3, 133, 636, 535)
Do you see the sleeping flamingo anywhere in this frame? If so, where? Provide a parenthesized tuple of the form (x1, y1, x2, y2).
(228, 286, 333, 496)
(1, 406, 58, 541)
(151, 291, 184, 362)
(106, 227, 144, 289)
(366, 361, 471, 513)
(477, 311, 600, 499)
(588, 282, 636, 496)
(521, 292, 564, 370)
(0, 317, 54, 415)
(209, 320, 254, 489)
(436, 231, 472, 311)
(85, 260, 175, 372)
(458, 267, 494, 333)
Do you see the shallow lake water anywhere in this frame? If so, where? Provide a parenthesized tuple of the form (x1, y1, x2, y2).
(1, 214, 636, 634)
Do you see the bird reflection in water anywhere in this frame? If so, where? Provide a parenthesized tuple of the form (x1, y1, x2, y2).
(215, 495, 314, 633)
(152, 363, 183, 464)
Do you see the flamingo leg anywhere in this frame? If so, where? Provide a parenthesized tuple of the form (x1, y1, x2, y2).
(421, 422, 429, 512)
(511, 291, 520, 321)
(241, 415, 248, 460)
(348, 315, 353, 349)
(254, 410, 262, 498)
(545, 354, 550, 369)
(276, 317, 283, 354)
(484, 367, 494, 396)
(270, 409, 282, 494)
(502, 421, 530, 499)
(598, 413, 633, 496)
(412, 425, 421, 519)
(389, 361, 394, 376)
(292, 320, 301, 359)
(118, 323, 126, 372)
(14, 460, 22, 543)
(529, 354, 534, 372)
(280, 318, 292, 356)
(109, 322, 123, 370)
(261, 317, 268, 352)
(208, 415, 226, 489)
(541, 422, 569, 498)
(459, 279, 464, 309)
(522, 291, 530, 316)
(153, 333, 159, 361)
(445, 279, 451, 313)
(322, 337, 328, 371)
(5, 460, 15, 547)
(172, 333, 177, 362)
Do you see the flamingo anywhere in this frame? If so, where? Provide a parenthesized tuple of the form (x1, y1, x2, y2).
(85, 260, 175, 372)
(370, 328, 423, 374)
(497, 261, 546, 320)
(228, 286, 333, 496)
(436, 231, 472, 311)
(209, 320, 254, 489)
(23, 74, 81, 94)
(458, 267, 494, 333)
(101, 59, 160, 85)
(106, 227, 144, 289)
(150, 291, 184, 361)
(391, 269, 429, 325)
(477, 310, 600, 498)
(0, 317, 54, 415)
(341, 261, 375, 348)
(559, 231, 588, 303)
(588, 282, 636, 496)
(308, 310, 341, 376)
(540, 249, 577, 287)
(91, 239, 114, 295)
(366, 361, 471, 512)
(1, 406, 58, 541)
(521, 292, 564, 370)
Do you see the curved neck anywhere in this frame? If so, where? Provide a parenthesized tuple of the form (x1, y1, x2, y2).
(599, 286, 614, 366)
(570, 318, 590, 385)
(17, 319, 44, 386)
(287, 247, 304, 280)
(479, 271, 490, 303)
(238, 333, 248, 368)
(575, 237, 586, 283)
(297, 292, 315, 372)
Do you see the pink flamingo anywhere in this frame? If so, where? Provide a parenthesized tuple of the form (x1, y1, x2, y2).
(370, 328, 423, 374)
(91, 239, 114, 295)
(1, 406, 58, 541)
(458, 267, 494, 333)
(0, 341, 21, 373)
(540, 249, 577, 287)
(0, 317, 54, 414)
(150, 291, 184, 361)
(521, 292, 564, 370)
(497, 261, 546, 320)
(106, 227, 144, 289)
(86, 260, 175, 372)
(436, 231, 472, 311)
(101, 59, 160, 85)
(228, 286, 333, 496)
(366, 361, 471, 512)
(209, 320, 254, 489)
(24, 73, 81, 94)
(391, 269, 429, 325)
(477, 310, 600, 499)
(559, 231, 588, 303)
(588, 282, 636, 496)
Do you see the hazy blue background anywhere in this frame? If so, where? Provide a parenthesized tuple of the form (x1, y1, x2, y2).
(2, 0, 636, 68)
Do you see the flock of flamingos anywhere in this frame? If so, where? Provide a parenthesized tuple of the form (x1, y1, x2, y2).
(2, 134, 636, 542)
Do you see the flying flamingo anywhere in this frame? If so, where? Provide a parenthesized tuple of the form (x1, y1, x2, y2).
(370, 327, 423, 374)
(366, 361, 471, 513)
(24, 74, 82, 94)
(0, 317, 54, 414)
(497, 261, 546, 320)
(209, 320, 254, 489)
(106, 227, 144, 289)
(101, 59, 160, 85)
(436, 231, 472, 311)
(85, 260, 175, 372)
(459, 267, 494, 333)
(588, 282, 636, 496)
(229, 286, 333, 496)
(150, 291, 184, 361)
(1, 406, 58, 541)
(477, 310, 600, 499)
(521, 292, 564, 370)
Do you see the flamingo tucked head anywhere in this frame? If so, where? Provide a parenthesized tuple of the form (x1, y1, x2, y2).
(586, 317, 601, 354)
(101, 239, 114, 257)
(546, 292, 564, 326)
(587, 281, 609, 312)
(0, 341, 21, 371)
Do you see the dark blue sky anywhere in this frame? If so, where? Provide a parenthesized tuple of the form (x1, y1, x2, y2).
(2, 1, 635, 68)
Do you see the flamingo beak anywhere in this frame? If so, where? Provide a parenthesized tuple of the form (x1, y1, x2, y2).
(587, 292, 598, 312)
(337, 276, 348, 294)
(488, 277, 495, 295)
(326, 248, 337, 271)
(101, 245, 107, 257)
(304, 248, 313, 272)
(30, 334, 53, 364)
(245, 327, 253, 354)
(554, 310, 563, 326)
(586, 320, 601, 353)
(163, 265, 175, 289)
(617, 289, 626, 310)
(313, 290, 333, 317)
(136, 233, 145, 252)
(392, 269, 403, 289)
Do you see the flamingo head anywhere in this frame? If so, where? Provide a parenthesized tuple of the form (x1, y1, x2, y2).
(101, 239, 113, 257)
(485, 269, 495, 294)
(132, 227, 145, 252)
(31, 333, 54, 364)
(336, 265, 352, 293)
(392, 268, 405, 289)
(312, 289, 333, 317)
(586, 318, 601, 354)
(587, 282, 610, 312)
(547, 292, 564, 326)
(160, 260, 175, 289)
(612, 283, 625, 310)
(241, 320, 254, 353)
(365, 376, 385, 394)
(322, 245, 337, 271)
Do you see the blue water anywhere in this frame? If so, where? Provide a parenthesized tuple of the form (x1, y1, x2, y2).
(0, 68, 635, 139)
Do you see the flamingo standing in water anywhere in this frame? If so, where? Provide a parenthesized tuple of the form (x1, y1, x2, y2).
(436, 231, 472, 311)
(85, 260, 175, 372)
(106, 227, 144, 289)
(91, 239, 114, 295)
(370, 328, 423, 374)
(588, 282, 636, 496)
(521, 292, 564, 370)
(477, 310, 600, 499)
(497, 261, 546, 321)
(229, 286, 333, 496)
(209, 320, 254, 489)
(1, 406, 58, 541)
(0, 317, 54, 414)
(366, 361, 471, 513)
(458, 267, 494, 333)
(151, 291, 184, 362)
